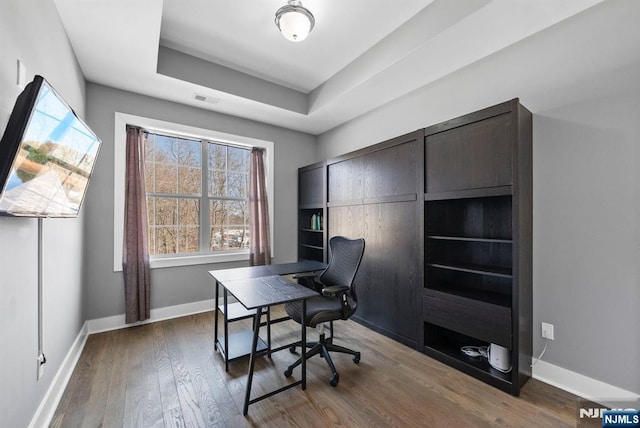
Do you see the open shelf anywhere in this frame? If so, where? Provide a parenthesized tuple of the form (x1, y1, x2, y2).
(427, 235, 512, 244)
(216, 330, 268, 361)
(423, 323, 513, 392)
(425, 196, 512, 241)
(217, 302, 267, 322)
(301, 244, 324, 250)
(298, 204, 326, 263)
(424, 284, 511, 308)
(427, 262, 512, 279)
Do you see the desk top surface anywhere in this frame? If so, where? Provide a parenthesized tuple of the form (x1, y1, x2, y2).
(220, 275, 318, 310)
(209, 260, 326, 282)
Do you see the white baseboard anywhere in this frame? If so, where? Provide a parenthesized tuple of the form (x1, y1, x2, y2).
(533, 360, 640, 408)
(86, 298, 217, 334)
(28, 322, 89, 428)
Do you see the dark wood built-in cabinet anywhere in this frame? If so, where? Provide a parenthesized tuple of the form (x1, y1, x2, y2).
(297, 99, 532, 396)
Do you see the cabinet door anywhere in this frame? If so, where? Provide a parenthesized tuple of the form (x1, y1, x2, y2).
(425, 112, 512, 193)
(364, 140, 418, 199)
(328, 157, 364, 204)
(299, 166, 324, 208)
(330, 202, 420, 347)
(363, 202, 420, 346)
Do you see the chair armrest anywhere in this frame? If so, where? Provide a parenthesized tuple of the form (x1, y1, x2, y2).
(322, 285, 349, 296)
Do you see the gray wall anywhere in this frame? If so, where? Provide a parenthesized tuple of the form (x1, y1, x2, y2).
(534, 90, 640, 393)
(317, 1, 640, 394)
(84, 84, 316, 320)
(0, 1, 88, 427)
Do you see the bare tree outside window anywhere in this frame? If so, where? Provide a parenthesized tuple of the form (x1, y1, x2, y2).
(143, 132, 250, 256)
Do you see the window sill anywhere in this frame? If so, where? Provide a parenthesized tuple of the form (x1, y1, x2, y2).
(149, 251, 249, 269)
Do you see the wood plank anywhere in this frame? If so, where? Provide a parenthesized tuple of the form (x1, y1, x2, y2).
(123, 325, 164, 428)
(49, 333, 108, 428)
(102, 328, 128, 428)
(152, 322, 187, 427)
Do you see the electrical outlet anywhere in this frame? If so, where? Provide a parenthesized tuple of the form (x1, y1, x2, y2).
(541, 322, 554, 340)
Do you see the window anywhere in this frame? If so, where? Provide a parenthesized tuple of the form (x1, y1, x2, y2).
(113, 112, 274, 271)
(144, 132, 251, 257)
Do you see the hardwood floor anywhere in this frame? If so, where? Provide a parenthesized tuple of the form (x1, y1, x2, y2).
(51, 308, 591, 427)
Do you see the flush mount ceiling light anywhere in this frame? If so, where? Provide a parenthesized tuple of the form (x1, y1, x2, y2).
(275, 0, 315, 42)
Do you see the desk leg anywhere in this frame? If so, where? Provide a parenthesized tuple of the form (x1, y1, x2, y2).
(214, 280, 219, 350)
(243, 306, 263, 416)
(267, 307, 272, 358)
(301, 299, 307, 390)
(223, 289, 229, 372)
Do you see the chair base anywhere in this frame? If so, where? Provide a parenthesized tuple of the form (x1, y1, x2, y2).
(284, 333, 360, 387)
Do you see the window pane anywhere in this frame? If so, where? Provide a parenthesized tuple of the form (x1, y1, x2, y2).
(178, 226, 199, 254)
(144, 161, 155, 193)
(208, 143, 226, 171)
(155, 164, 177, 194)
(149, 226, 156, 256)
(227, 172, 247, 198)
(155, 135, 178, 164)
(228, 146, 249, 172)
(155, 197, 177, 225)
(178, 166, 201, 195)
(153, 198, 176, 254)
(156, 226, 177, 254)
(177, 139, 201, 168)
(178, 198, 199, 226)
(208, 171, 226, 197)
(210, 199, 223, 251)
(228, 200, 249, 250)
(209, 200, 249, 251)
(144, 134, 155, 162)
(148, 197, 200, 255)
(146, 197, 156, 226)
(227, 200, 247, 226)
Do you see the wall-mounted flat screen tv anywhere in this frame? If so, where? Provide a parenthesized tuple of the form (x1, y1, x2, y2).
(0, 75, 101, 217)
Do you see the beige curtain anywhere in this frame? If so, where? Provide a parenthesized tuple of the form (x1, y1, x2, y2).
(122, 126, 151, 323)
(249, 148, 271, 266)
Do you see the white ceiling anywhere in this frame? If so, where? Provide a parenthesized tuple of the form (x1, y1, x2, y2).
(53, 0, 605, 135)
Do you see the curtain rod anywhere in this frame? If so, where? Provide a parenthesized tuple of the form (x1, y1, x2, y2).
(141, 126, 253, 150)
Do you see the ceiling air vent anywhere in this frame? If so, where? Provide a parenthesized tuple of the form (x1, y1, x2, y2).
(193, 93, 221, 104)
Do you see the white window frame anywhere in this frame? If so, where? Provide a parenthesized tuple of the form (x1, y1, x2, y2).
(113, 112, 274, 271)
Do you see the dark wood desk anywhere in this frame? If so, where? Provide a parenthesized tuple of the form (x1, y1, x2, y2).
(215, 274, 319, 415)
(210, 260, 326, 371)
(211, 260, 326, 282)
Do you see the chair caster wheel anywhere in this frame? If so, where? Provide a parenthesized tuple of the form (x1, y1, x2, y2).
(289, 346, 296, 354)
(284, 368, 293, 378)
(329, 374, 339, 387)
(353, 353, 361, 364)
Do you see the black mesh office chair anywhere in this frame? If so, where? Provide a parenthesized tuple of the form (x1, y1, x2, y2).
(284, 236, 365, 386)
